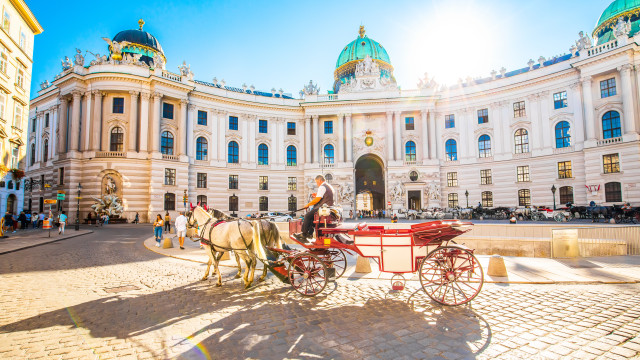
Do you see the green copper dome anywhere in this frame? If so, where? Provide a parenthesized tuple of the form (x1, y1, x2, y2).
(594, 0, 640, 44)
(335, 26, 391, 69)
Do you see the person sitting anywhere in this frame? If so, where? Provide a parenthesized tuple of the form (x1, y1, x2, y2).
(391, 213, 398, 223)
(622, 202, 632, 210)
(292, 175, 334, 244)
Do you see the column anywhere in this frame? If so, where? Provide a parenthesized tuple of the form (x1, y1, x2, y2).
(394, 111, 402, 161)
(83, 91, 92, 151)
(528, 95, 541, 151)
(336, 114, 344, 163)
(570, 82, 585, 144)
(458, 111, 469, 159)
(50, 106, 58, 159)
(279, 120, 286, 164)
(271, 118, 278, 164)
(345, 113, 353, 162)
(210, 110, 218, 160)
(91, 91, 102, 151)
(58, 97, 68, 153)
(540, 92, 551, 149)
(500, 103, 511, 154)
(304, 116, 311, 164)
(240, 116, 248, 163)
(179, 99, 188, 156)
(69, 91, 82, 151)
(420, 110, 428, 162)
(385, 111, 394, 162)
(187, 103, 195, 159)
(435, 113, 442, 159)
(428, 110, 436, 159)
(312, 115, 319, 163)
(33, 112, 41, 162)
(491, 105, 504, 154)
(619, 65, 637, 135)
(139, 92, 150, 152)
(217, 111, 226, 162)
(151, 93, 162, 152)
(128, 91, 138, 152)
(248, 116, 256, 163)
(582, 76, 595, 141)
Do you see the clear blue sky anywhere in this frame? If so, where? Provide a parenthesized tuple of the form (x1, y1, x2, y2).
(27, 0, 613, 98)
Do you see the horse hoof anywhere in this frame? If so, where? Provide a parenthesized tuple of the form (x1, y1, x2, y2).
(216, 283, 222, 287)
(235, 274, 241, 279)
(200, 277, 208, 281)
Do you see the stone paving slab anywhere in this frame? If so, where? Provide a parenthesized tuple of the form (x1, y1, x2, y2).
(0, 229, 93, 254)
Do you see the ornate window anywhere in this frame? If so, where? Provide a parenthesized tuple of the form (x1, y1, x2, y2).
(559, 186, 574, 204)
(228, 141, 239, 163)
(405, 141, 416, 162)
(229, 175, 238, 189)
(447, 172, 458, 187)
(445, 139, 457, 161)
(287, 122, 296, 135)
(110, 127, 124, 152)
(288, 195, 297, 212)
(445, 114, 455, 128)
(447, 193, 459, 208)
(197, 195, 207, 207)
(517, 166, 530, 182)
(480, 169, 492, 185)
(288, 177, 297, 191)
(164, 168, 176, 186)
(29, 143, 35, 166)
(555, 121, 571, 148)
(558, 161, 572, 179)
(518, 189, 531, 207)
(405, 117, 414, 130)
(112, 97, 124, 113)
(477, 109, 488, 124)
(164, 193, 175, 211)
(602, 111, 621, 139)
(603, 153, 620, 174)
(481, 191, 493, 207)
(513, 101, 526, 118)
(258, 144, 269, 165)
(478, 134, 491, 158)
(197, 173, 207, 188)
(259, 119, 268, 133)
(196, 137, 208, 161)
(605, 182, 622, 203)
(43, 139, 48, 162)
(600, 78, 616, 98)
(286, 145, 297, 166)
(229, 116, 238, 130)
(324, 120, 333, 134)
(197, 110, 207, 126)
(409, 171, 419, 182)
(229, 195, 238, 212)
(324, 144, 334, 164)
(160, 131, 174, 155)
(259, 176, 268, 190)
(162, 102, 174, 119)
(259, 196, 268, 211)
(553, 91, 567, 109)
(514, 129, 529, 153)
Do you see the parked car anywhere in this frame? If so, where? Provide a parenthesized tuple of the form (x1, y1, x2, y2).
(267, 212, 293, 222)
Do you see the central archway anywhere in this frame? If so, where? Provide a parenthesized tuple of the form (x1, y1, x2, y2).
(355, 154, 385, 210)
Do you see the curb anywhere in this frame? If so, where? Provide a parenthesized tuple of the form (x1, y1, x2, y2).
(0, 231, 95, 255)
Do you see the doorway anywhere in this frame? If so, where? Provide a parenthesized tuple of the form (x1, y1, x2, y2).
(408, 191, 421, 210)
(6, 194, 16, 214)
(355, 154, 385, 210)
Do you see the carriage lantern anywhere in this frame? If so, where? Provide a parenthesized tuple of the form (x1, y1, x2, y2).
(551, 185, 557, 210)
(464, 190, 469, 208)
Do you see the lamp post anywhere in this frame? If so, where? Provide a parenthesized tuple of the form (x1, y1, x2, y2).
(75, 183, 82, 231)
(465, 190, 469, 208)
(551, 185, 557, 210)
(231, 193, 238, 218)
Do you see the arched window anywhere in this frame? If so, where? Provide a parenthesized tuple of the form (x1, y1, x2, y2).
(43, 139, 48, 162)
(110, 127, 124, 152)
(605, 182, 622, 203)
(286, 145, 297, 166)
(559, 186, 574, 205)
(259, 196, 268, 211)
(481, 191, 493, 207)
(555, 121, 571, 148)
(228, 141, 239, 163)
(196, 137, 208, 161)
(445, 139, 457, 161)
(258, 144, 269, 165)
(196, 195, 207, 207)
(161, 131, 174, 155)
(478, 134, 491, 158)
(324, 144, 334, 164)
(30, 143, 35, 165)
(602, 111, 621, 139)
(405, 141, 416, 162)
(514, 129, 529, 154)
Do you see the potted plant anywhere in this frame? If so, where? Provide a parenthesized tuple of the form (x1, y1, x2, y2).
(10, 169, 25, 181)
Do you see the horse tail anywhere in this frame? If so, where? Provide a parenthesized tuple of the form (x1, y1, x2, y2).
(251, 220, 268, 261)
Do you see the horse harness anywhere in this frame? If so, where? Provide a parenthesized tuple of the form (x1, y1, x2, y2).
(197, 217, 254, 253)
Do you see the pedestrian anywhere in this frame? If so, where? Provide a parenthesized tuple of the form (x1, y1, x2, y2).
(349, 210, 353, 219)
(175, 211, 188, 250)
(25, 212, 31, 229)
(3, 212, 13, 233)
(164, 212, 171, 232)
(134, 212, 140, 224)
(153, 214, 164, 247)
(87, 212, 93, 225)
(38, 212, 45, 228)
(32, 212, 38, 229)
(58, 211, 67, 235)
(18, 212, 27, 230)
(104, 214, 109, 225)
(12, 213, 18, 232)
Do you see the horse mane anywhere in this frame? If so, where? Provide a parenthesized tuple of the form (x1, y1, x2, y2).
(210, 208, 234, 220)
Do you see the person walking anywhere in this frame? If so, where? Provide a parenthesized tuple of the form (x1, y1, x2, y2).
(153, 214, 164, 247)
(38, 212, 45, 228)
(164, 212, 171, 233)
(175, 212, 188, 250)
(32, 212, 38, 229)
(134, 212, 140, 224)
(58, 211, 67, 235)
(3, 212, 13, 233)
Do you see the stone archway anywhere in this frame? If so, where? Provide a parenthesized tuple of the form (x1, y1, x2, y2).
(355, 154, 385, 210)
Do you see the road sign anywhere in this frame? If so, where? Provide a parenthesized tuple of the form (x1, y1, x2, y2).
(44, 183, 51, 188)
(57, 190, 66, 194)
(57, 193, 65, 200)
(44, 199, 57, 204)
(387, 201, 391, 206)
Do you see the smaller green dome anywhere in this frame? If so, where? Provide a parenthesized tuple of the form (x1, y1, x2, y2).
(593, 0, 640, 44)
(595, 0, 640, 29)
(335, 26, 390, 69)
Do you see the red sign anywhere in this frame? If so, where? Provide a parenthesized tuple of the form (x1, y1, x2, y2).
(387, 201, 391, 206)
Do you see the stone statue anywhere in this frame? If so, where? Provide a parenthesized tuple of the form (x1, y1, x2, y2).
(302, 80, 319, 95)
(417, 72, 437, 89)
(613, 18, 632, 39)
(390, 181, 405, 202)
(61, 56, 73, 71)
(339, 182, 354, 203)
(104, 176, 117, 195)
(74, 49, 84, 66)
(575, 31, 592, 51)
(40, 80, 50, 90)
(178, 61, 190, 76)
(152, 52, 164, 69)
(102, 37, 131, 61)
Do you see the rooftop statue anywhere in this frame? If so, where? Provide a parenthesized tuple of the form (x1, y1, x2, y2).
(302, 80, 319, 95)
(613, 18, 632, 39)
(178, 60, 194, 80)
(61, 56, 72, 71)
(74, 49, 84, 66)
(575, 31, 593, 51)
(102, 37, 131, 61)
(152, 52, 164, 69)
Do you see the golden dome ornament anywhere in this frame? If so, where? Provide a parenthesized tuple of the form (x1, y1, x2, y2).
(364, 130, 374, 146)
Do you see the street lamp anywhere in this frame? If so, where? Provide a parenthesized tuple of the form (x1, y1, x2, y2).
(75, 183, 82, 231)
(551, 185, 557, 210)
(465, 190, 469, 208)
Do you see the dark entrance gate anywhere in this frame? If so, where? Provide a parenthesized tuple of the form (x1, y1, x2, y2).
(408, 190, 421, 210)
(355, 154, 385, 210)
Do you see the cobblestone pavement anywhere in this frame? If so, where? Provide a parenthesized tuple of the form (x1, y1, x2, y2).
(0, 225, 639, 360)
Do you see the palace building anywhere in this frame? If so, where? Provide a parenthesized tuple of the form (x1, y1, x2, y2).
(27, 1, 640, 222)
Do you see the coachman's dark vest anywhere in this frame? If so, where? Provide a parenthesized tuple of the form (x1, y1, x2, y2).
(315, 183, 334, 209)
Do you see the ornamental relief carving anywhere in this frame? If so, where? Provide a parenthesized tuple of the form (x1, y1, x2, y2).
(107, 117, 128, 125)
(226, 133, 243, 142)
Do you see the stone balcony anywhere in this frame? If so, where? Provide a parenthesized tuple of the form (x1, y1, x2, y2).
(597, 137, 622, 147)
(162, 154, 179, 161)
(95, 151, 125, 158)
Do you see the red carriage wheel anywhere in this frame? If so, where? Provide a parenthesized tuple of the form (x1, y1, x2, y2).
(419, 246, 484, 306)
(288, 253, 328, 296)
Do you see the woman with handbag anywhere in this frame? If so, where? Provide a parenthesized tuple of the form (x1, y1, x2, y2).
(153, 214, 164, 247)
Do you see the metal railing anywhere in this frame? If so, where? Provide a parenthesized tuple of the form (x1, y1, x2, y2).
(576, 226, 640, 256)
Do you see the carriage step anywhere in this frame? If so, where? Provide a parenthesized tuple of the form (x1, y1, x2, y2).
(327, 267, 336, 282)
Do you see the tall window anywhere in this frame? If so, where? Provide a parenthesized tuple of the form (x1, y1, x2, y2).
(605, 182, 622, 202)
(553, 91, 567, 109)
(164, 193, 175, 211)
(2, 10, 9, 33)
(197, 173, 207, 188)
(324, 144, 334, 164)
(229, 116, 238, 130)
(286, 145, 297, 166)
(405, 141, 416, 162)
(447, 172, 458, 187)
(259, 119, 268, 133)
(112, 97, 124, 113)
(10, 144, 18, 168)
(59, 167, 65, 185)
(288, 177, 297, 191)
(448, 193, 459, 208)
(0, 46, 6, 75)
(43, 139, 48, 161)
(258, 144, 269, 165)
(16, 64, 24, 89)
(229, 195, 239, 212)
(228, 141, 239, 163)
(162, 102, 174, 119)
(30, 143, 35, 166)
(445, 139, 457, 161)
(31, 117, 36, 132)
(287, 122, 296, 135)
(477, 109, 488, 124)
(229, 175, 238, 189)
(164, 168, 176, 185)
(513, 101, 526, 118)
(478, 135, 491, 158)
(518, 189, 531, 206)
(600, 78, 616, 98)
(324, 120, 333, 134)
(558, 161, 572, 179)
(288, 195, 297, 212)
(481, 191, 493, 207)
(45, 113, 49, 127)
(197, 110, 207, 126)
(559, 186, 574, 204)
(14, 103, 23, 129)
(259, 176, 268, 190)
(514, 129, 529, 153)
(603, 153, 620, 174)
(517, 166, 530, 182)
(110, 127, 124, 152)
(196, 137, 208, 161)
(602, 111, 621, 139)
(161, 131, 174, 155)
(259, 196, 268, 211)
(555, 121, 571, 148)
(481, 169, 492, 185)
(445, 114, 455, 128)
(0, 92, 5, 120)
(19, 31, 25, 50)
(405, 117, 415, 130)
(197, 195, 207, 207)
